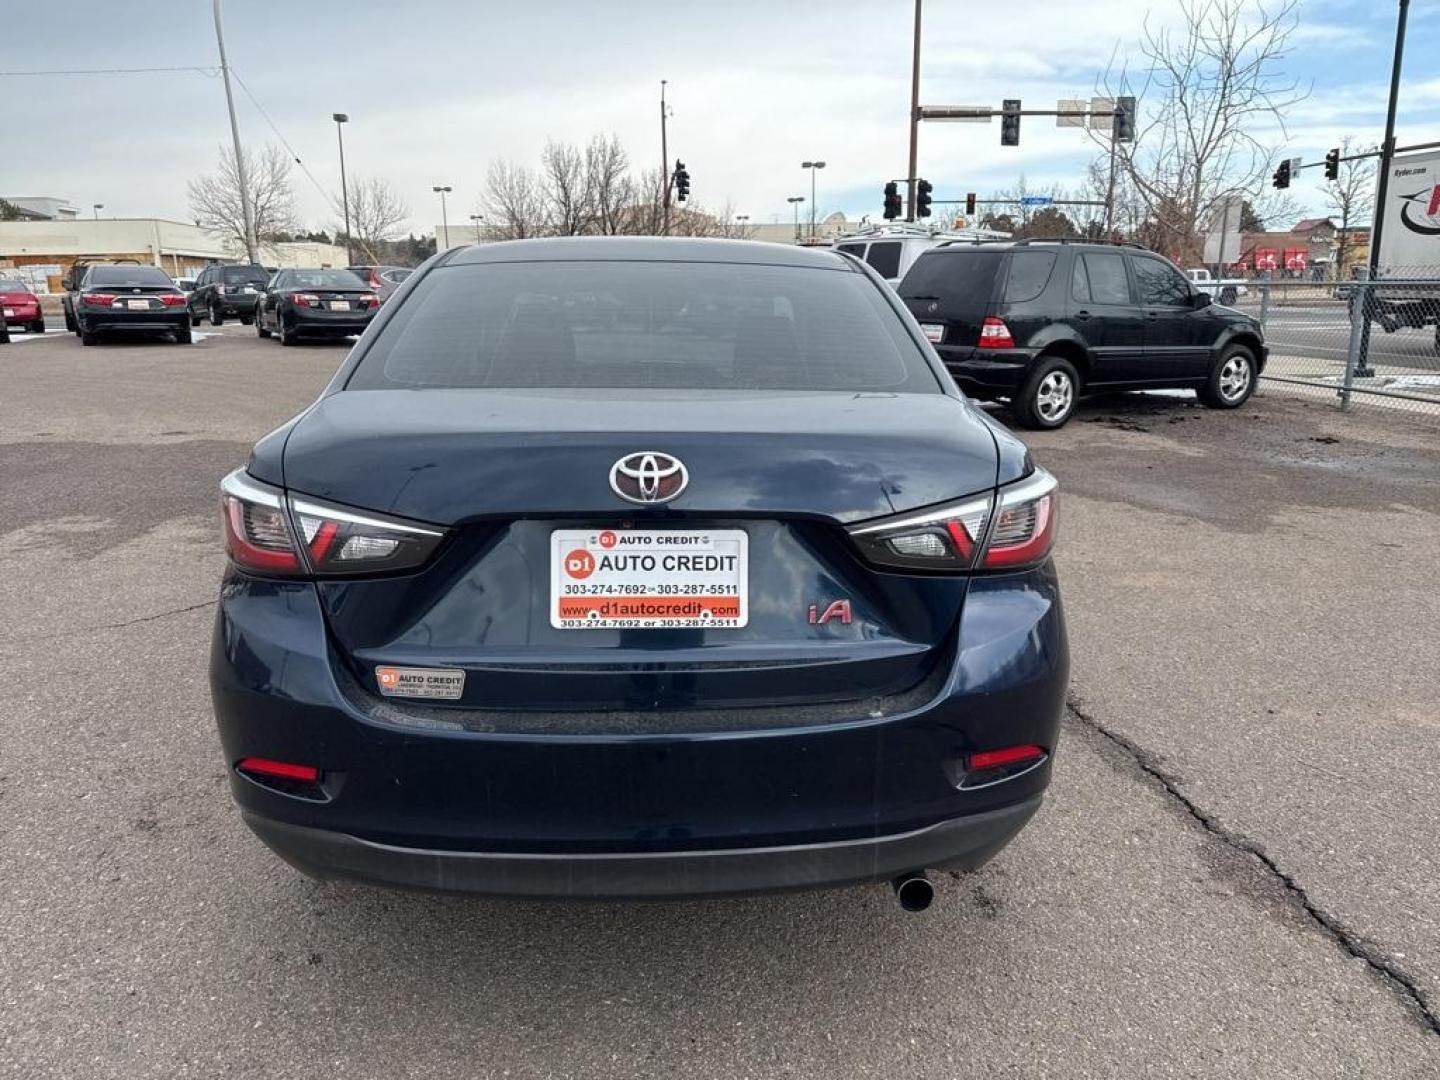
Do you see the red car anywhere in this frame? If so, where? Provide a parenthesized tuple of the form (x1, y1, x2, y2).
(0, 279, 46, 335)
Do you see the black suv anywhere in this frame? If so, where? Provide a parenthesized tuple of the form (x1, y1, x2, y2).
(189, 264, 270, 326)
(897, 240, 1267, 428)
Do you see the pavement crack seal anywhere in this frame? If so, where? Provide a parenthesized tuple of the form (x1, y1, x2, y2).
(1065, 694, 1440, 1038)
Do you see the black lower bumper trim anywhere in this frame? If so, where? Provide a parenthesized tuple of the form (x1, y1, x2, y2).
(243, 796, 1043, 899)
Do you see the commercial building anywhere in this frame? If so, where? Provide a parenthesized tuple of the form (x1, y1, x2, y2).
(0, 215, 348, 292)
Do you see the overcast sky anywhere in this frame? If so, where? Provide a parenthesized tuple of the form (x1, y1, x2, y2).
(4, 0, 1438, 236)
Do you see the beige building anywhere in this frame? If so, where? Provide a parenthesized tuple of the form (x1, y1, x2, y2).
(0, 218, 348, 291)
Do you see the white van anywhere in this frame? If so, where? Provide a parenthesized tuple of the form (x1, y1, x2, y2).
(834, 224, 1011, 287)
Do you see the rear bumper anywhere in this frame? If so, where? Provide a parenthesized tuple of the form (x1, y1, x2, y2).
(211, 566, 1067, 897)
(286, 309, 374, 336)
(935, 346, 1036, 396)
(3, 304, 41, 324)
(243, 796, 1042, 898)
(214, 294, 259, 315)
(80, 310, 188, 333)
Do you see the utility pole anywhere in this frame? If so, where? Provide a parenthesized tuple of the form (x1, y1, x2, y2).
(1357, 0, 1409, 379)
(333, 113, 352, 264)
(660, 79, 671, 236)
(787, 196, 805, 241)
(1105, 127, 1118, 237)
(905, 0, 922, 222)
(432, 186, 452, 249)
(212, 0, 256, 264)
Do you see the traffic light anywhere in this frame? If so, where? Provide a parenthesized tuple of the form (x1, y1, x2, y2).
(916, 178, 933, 218)
(965, 192, 977, 216)
(1324, 147, 1340, 181)
(1115, 96, 1136, 142)
(883, 181, 902, 220)
(1272, 158, 1291, 190)
(673, 160, 690, 202)
(1001, 99, 1021, 147)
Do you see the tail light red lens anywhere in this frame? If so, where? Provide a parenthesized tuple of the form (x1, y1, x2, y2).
(976, 317, 1015, 349)
(846, 467, 1057, 573)
(969, 744, 1046, 770)
(291, 292, 320, 307)
(159, 294, 186, 306)
(220, 468, 446, 578)
(81, 292, 117, 307)
(961, 743, 1049, 788)
(360, 293, 380, 309)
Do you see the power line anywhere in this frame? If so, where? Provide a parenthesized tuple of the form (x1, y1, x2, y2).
(0, 66, 219, 76)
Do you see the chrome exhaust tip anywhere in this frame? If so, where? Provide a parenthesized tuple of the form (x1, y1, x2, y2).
(892, 872, 934, 912)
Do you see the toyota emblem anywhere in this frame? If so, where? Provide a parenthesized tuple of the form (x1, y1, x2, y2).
(609, 452, 688, 505)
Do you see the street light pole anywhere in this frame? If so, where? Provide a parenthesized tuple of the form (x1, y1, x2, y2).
(433, 186, 452, 249)
(92, 204, 103, 220)
(469, 214, 485, 243)
(211, 0, 257, 264)
(333, 113, 353, 264)
(906, 0, 922, 222)
(787, 196, 805, 242)
(801, 161, 826, 238)
(660, 79, 671, 236)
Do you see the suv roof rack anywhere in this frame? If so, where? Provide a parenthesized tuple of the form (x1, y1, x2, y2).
(933, 237, 1147, 250)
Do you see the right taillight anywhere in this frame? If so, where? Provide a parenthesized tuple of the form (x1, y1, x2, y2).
(220, 468, 446, 577)
(846, 467, 1057, 573)
(976, 317, 1015, 349)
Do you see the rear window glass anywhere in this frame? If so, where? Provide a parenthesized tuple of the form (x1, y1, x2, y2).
(382, 269, 413, 284)
(864, 242, 902, 279)
(222, 266, 269, 284)
(898, 250, 1003, 318)
(0, 280, 25, 291)
(86, 266, 174, 287)
(1003, 252, 1057, 302)
(836, 243, 866, 258)
(289, 269, 365, 289)
(346, 260, 940, 394)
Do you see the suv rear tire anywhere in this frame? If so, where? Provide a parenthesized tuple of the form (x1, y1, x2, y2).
(1199, 344, 1256, 409)
(1012, 356, 1080, 430)
(209, 301, 224, 327)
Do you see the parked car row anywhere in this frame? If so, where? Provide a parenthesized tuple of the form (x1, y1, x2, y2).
(43, 261, 399, 347)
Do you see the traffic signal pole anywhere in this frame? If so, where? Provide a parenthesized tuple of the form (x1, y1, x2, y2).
(906, 0, 922, 222)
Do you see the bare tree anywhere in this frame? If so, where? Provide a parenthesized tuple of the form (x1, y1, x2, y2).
(1320, 135, 1377, 281)
(586, 134, 633, 235)
(338, 177, 410, 260)
(1091, 0, 1308, 263)
(482, 159, 549, 239)
(187, 144, 298, 248)
(542, 140, 593, 236)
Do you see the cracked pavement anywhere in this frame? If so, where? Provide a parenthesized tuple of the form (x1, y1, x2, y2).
(2, 329, 1437, 1077)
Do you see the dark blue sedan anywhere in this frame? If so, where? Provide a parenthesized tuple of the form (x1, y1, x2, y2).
(210, 237, 1068, 909)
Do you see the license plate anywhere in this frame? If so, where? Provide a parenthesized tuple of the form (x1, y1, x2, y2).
(126, 299, 150, 310)
(919, 323, 944, 344)
(328, 300, 349, 311)
(551, 529, 748, 629)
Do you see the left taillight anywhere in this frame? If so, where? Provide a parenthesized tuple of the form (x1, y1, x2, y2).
(846, 467, 1057, 573)
(219, 468, 446, 577)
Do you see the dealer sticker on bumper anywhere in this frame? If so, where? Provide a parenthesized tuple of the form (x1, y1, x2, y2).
(551, 528, 748, 629)
(375, 665, 466, 700)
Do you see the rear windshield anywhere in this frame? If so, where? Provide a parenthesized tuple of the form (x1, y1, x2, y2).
(864, 241, 902, 279)
(290, 269, 365, 289)
(346, 260, 940, 393)
(222, 266, 269, 284)
(86, 266, 174, 287)
(899, 250, 1003, 318)
(0, 280, 24, 292)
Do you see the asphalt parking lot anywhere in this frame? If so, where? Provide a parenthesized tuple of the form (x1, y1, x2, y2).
(2, 325, 1438, 1078)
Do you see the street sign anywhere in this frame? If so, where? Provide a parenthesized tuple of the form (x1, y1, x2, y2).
(1056, 99, 1087, 128)
(1090, 97, 1114, 131)
(1020, 196, 1053, 207)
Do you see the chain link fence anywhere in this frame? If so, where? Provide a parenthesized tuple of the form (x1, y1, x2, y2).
(1233, 266, 1440, 414)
